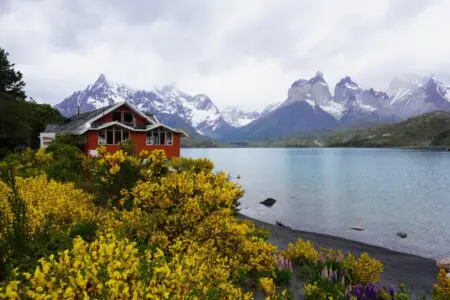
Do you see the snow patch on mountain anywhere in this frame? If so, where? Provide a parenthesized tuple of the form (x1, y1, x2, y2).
(387, 75, 450, 118)
(319, 101, 346, 119)
(260, 102, 282, 116)
(221, 106, 260, 127)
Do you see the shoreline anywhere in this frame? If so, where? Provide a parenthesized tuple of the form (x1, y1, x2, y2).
(239, 214, 438, 297)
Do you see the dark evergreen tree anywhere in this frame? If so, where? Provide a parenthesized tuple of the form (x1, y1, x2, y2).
(0, 47, 63, 158)
(0, 47, 26, 100)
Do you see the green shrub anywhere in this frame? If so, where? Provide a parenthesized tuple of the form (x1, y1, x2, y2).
(45, 143, 84, 182)
(274, 269, 292, 287)
(70, 221, 98, 242)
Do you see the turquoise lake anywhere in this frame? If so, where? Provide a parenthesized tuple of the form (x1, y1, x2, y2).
(182, 148, 450, 259)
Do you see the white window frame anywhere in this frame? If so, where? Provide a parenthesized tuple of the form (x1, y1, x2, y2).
(98, 126, 131, 145)
(146, 128, 174, 146)
(146, 130, 153, 145)
(166, 131, 173, 145)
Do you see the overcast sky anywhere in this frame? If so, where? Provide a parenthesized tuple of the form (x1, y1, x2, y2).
(1, 0, 450, 111)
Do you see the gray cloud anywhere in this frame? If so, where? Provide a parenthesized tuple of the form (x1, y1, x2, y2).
(1, 0, 450, 111)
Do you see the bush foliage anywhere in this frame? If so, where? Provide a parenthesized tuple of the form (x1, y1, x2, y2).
(0, 145, 448, 299)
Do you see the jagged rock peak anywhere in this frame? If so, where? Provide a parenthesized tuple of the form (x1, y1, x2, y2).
(193, 94, 215, 110)
(366, 88, 389, 99)
(291, 71, 327, 88)
(90, 74, 109, 90)
(337, 76, 358, 88)
(309, 71, 326, 84)
(96, 73, 107, 83)
(291, 78, 309, 88)
(425, 75, 441, 87)
(194, 94, 212, 102)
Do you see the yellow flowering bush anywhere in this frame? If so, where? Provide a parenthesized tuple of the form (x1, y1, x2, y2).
(258, 277, 288, 300)
(304, 282, 326, 299)
(284, 238, 319, 266)
(0, 233, 255, 299)
(84, 147, 144, 205)
(9, 174, 97, 236)
(132, 170, 242, 218)
(343, 252, 383, 285)
(260, 277, 276, 295)
(0, 181, 13, 240)
(34, 148, 54, 165)
(433, 269, 450, 299)
(0, 146, 423, 298)
(0, 148, 52, 181)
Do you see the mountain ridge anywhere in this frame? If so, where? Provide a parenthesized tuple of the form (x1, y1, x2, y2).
(54, 72, 450, 141)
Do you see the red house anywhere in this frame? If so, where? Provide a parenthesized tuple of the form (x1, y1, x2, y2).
(40, 102, 188, 158)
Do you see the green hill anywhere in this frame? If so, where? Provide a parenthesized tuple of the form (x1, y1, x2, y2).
(327, 111, 450, 148)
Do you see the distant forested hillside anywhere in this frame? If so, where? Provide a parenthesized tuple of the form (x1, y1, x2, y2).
(326, 111, 450, 148)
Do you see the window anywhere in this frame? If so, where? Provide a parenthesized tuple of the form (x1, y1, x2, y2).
(99, 130, 106, 145)
(124, 112, 133, 123)
(146, 130, 153, 145)
(107, 128, 114, 144)
(112, 111, 122, 122)
(123, 130, 130, 142)
(167, 131, 173, 145)
(153, 129, 160, 145)
(146, 128, 174, 145)
(99, 126, 131, 145)
(160, 129, 166, 145)
(114, 126, 121, 144)
(112, 111, 134, 125)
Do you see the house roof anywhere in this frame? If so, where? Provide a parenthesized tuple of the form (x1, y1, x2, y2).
(87, 102, 158, 125)
(44, 104, 116, 134)
(45, 102, 187, 137)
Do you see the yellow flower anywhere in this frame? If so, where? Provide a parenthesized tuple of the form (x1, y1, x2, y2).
(284, 239, 319, 266)
(433, 269, 450, 299)
(259, 277, 276, 295)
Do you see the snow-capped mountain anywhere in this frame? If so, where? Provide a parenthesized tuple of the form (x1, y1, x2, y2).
(281, 71, 345, 120)
(388, 75, 450, 119)
(275, 72, 391, 122)
(55, 74, 233, 137)
(226, 71, 450, 141)
(55, 72, 450, 141)
(221, 106, 260, 127)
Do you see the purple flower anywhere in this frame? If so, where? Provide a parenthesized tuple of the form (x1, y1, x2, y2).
(389, 287, 395, 299)
(355, 284, 363, 298)
(331, 271, 338, 284)
(365, 284, 377, 299)
(345, 287, 351, 300)
(319, 254, 326, 263)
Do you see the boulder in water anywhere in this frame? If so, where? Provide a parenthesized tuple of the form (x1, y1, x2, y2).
(396, 232, 407, 238)
(348, 225, 365, 231)
(260, 198, 276, 207)
(275, 220, 291, 229)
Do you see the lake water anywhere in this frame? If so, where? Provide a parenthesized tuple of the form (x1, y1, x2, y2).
(182, 148, 450, 259)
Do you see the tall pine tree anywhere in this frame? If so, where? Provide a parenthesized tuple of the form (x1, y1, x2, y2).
(0, 47, 26, 100)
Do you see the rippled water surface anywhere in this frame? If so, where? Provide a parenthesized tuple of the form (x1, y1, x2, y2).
(182, 148, 450, 258)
